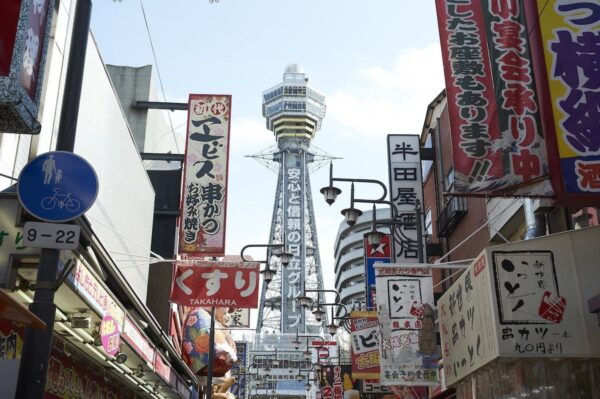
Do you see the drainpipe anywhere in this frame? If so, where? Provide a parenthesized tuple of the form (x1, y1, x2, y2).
(524, 198, 546, 240)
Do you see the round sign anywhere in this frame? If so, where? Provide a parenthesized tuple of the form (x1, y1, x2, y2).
(100, 315, 121, 356)
(17, 151, 98, 222)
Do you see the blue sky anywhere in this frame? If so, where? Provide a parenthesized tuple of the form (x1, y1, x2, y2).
(91, 0, 445, 296)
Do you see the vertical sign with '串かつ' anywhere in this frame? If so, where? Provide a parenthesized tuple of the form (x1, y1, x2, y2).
(179, 95, 231, 257)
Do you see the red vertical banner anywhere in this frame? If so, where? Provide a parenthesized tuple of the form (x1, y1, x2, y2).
(0, 1, 22, 77)
(435, 0, 553, 196)
(19, 0, 51, 98)
(179, 95, 231, 257)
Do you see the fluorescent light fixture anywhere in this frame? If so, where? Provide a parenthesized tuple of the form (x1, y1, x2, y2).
(76, 328, 95, 342)
(107, 360, 123, 373)
(118, 363, 133, 374)
(55, 308, 68, 321)
(85, 343, 107, 361)
(56, 322, 84, 343)
(15, 289, 33, 304)
(124, 373, 138, 386)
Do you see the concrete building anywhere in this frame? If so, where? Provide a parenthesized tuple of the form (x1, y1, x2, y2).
(0, 1, 194, 397)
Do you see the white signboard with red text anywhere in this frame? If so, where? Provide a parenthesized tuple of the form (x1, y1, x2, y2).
(439, 226, 600, 387)
(179, 94, 231, 257)
(170, 260, 260, 308)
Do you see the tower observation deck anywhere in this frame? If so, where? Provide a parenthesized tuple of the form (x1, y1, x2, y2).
(255, 64, 329, 334)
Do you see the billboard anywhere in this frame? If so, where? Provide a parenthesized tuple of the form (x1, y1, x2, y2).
(179, 95, 231, 257)
(170, 260, 260, 308)
(375, 266, 438, 386)
(531, 0, 600, 201)
(364, 234, 392, 309)
(350, 311, 380, 379)
(439, 226, 600, 386)
(435, 0, 553, 196)
(0, 0, 54, 134)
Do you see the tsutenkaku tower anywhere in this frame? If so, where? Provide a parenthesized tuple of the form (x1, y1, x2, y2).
(254, 65, 329, 334)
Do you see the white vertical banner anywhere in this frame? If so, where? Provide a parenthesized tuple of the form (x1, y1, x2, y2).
(387, 134, 425, 263)
(375, 265, 438, 386)
(179, 95, 231, 257)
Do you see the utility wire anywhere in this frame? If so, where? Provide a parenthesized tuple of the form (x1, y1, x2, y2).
(139, 0, 181, 154)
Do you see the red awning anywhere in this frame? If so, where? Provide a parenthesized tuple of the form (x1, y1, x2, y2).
(0, 290, 46, 330)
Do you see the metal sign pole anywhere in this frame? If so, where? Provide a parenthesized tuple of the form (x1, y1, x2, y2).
(15, 1, 92, 397)
(206, 305, 217, 399)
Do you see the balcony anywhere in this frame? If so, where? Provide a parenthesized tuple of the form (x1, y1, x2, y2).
(437, 196, 468, 237)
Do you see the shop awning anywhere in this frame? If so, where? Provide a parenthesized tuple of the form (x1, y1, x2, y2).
(0, 290, 46, 330)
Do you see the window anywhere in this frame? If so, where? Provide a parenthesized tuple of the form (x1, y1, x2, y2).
(425, 208, 432, 236)
(445, 167, 454, 191)
(422, 132, 433, 179)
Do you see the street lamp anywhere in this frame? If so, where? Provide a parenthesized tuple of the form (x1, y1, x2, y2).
(322, 162, 425, 262)
(241, 242, 293, 286)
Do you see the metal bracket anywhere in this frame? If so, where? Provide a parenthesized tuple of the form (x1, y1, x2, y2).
(53, 259, 74, 291)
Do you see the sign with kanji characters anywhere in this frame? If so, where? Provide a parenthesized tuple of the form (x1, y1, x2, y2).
(387, 135, 426, 263)
(170, 260, 260, 307)
(227, 308, 251, 328)
(179, 94, 231, 257)
(281, 162, 307, 332)
(364, 234, 391, 309)
(0, 0, 54, 134)
(434, 0, 553, 196)
(350, 311, 380, 379)
(439, 226, 600, 387)
(319, 365, 359, 399)
(532, 0, 600, 201)
(374, 265, 438, 386)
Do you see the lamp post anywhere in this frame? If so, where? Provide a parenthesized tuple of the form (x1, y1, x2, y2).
(241, 243, 292, 285)
(320, 163, 426, 263)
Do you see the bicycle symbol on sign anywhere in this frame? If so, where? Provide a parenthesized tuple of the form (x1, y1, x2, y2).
(41, 188, 81, 212)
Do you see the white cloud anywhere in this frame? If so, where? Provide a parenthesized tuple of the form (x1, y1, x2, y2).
(327, 43, 445, 138)
(229, 116, 274, 153)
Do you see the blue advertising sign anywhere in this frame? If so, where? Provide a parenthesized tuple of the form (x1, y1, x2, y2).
(364, 234, 392, 308)
(231, 342, 247, 398)
(17, 151, 98, 222)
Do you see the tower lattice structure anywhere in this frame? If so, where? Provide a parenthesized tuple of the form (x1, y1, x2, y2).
(252, 65, 332, 334)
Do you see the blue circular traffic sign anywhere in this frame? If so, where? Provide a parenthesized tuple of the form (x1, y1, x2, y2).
(17, 151, 99, 222)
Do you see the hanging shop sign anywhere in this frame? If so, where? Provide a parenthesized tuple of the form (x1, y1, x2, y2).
(434, 0, 553, 196)
(170, 260, 260, 307)
(122, 316, 155, 368)
(67, 257, 125, 330)
(0, 0, 54, 134)
(364, 234, 391, 309)
(387, 134, 426, 263)
(375, 265, 438, 386)
(227, 308, 251, 328)
(179, 94, 232, 257)
(0, 319, 24, 399)
(350, 310, 380, 379)
(439, 226, 600, 387)
(530, 0, 600, 201)
(320, 365, 360, 399)
(99, 315, 121, 357)
(312, 340, 338, 364)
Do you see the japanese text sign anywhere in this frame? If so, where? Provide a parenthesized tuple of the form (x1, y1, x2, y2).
(435, 0, 552, 196)
(99, 315, 121, 356)
(364, 234, 392, 309)
(67, 256, 125, 330)
(375, 265, 438, 386)
(179, 95, 231, 257)
(534, 0, 600, 197)
(350, 311, 380, 379)
(320, 365, 359, 399)
(122, 317, 155, 368)
(439, 226, 600, 386)
(170, 260, 260, 308)
(282, 163, 306, 332)
(387, 135, 426, 263)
